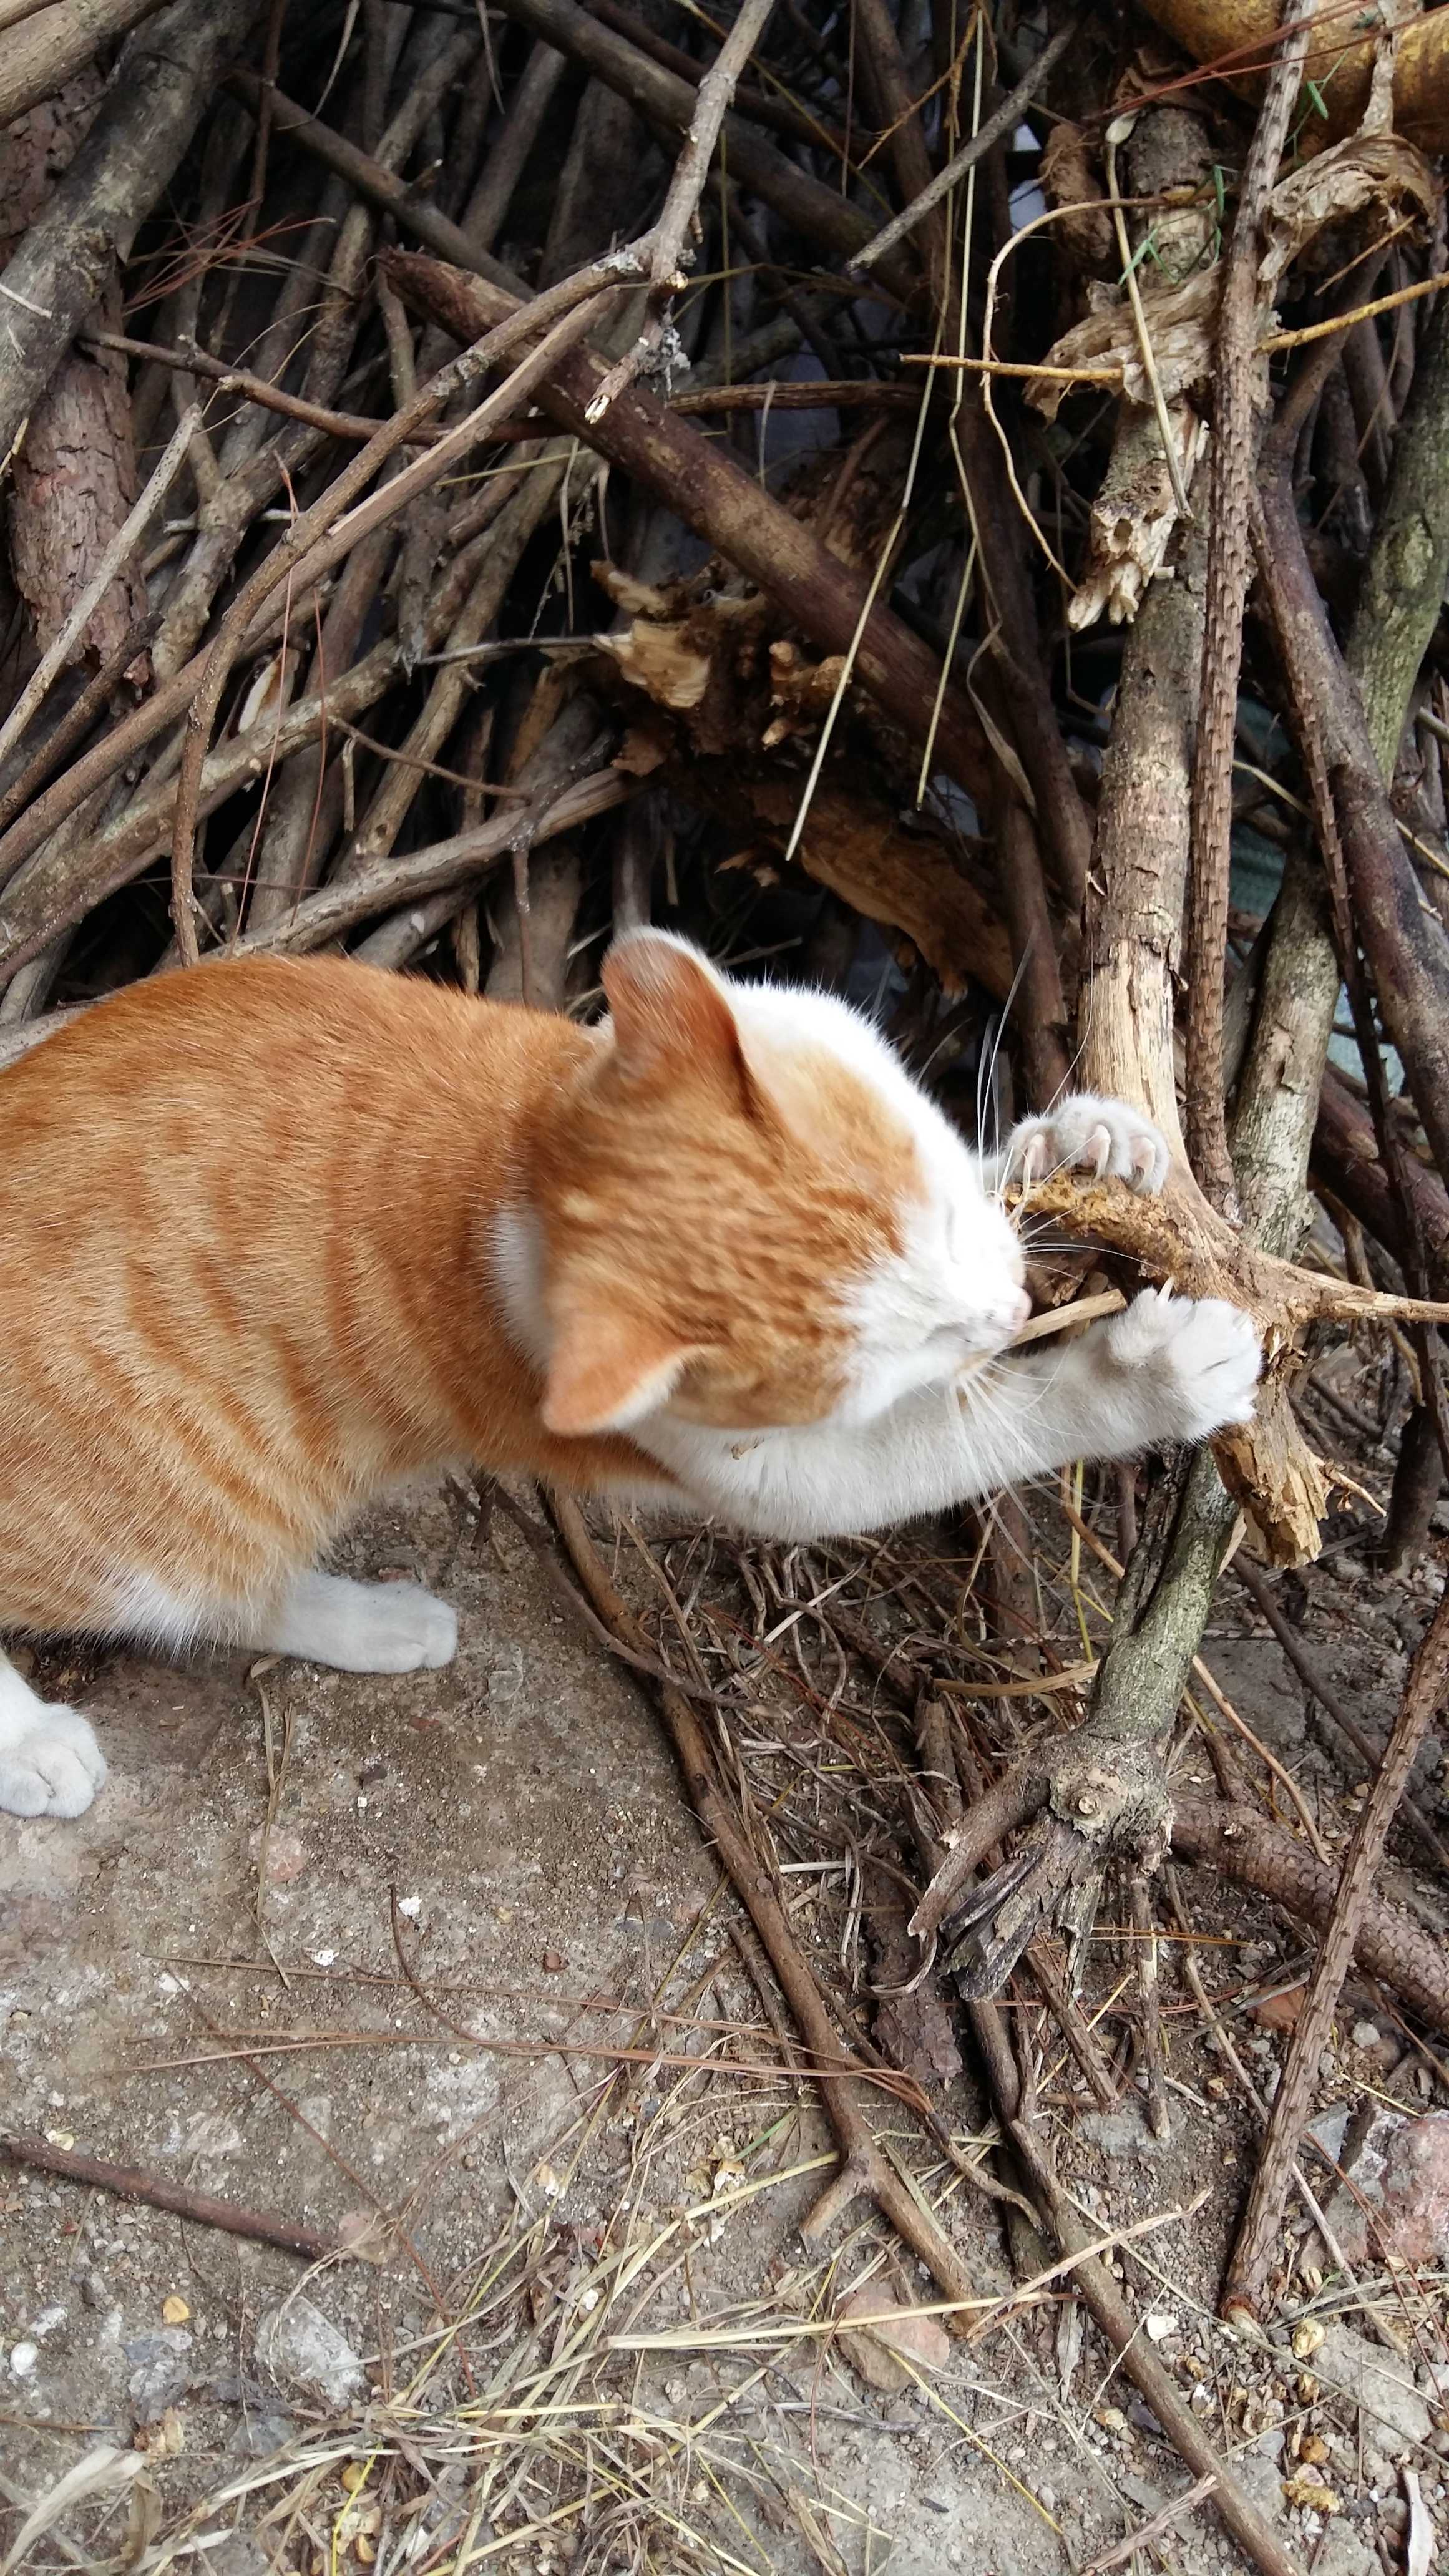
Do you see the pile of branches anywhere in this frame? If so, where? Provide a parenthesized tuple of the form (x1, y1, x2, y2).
(5, 2, 1449, 2557)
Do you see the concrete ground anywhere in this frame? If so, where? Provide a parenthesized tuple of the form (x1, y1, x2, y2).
(1, 1483, 1442, 2573)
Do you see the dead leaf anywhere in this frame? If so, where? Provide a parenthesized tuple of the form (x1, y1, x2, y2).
(1252, 1982, 1306, 2032)
(1028, 272, 1218, 423)
(335, 2210, 393, 2265)
(160, 2295, 190, 2326)
(1260, 135, 1435, 296)
(1040, 122, 1114, 271)
(837, 2289, 950, 2393)
(1282, 2473, 1340, 2515)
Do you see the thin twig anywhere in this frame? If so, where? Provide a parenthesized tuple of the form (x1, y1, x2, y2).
(848, 16, 1080, 276)
(1232, 1555, 1449, 1871)
(549, 1492, 980, 2308)
(82, 326, 447, 444)
(585, 0, 778, 421)
(1, 2132, 336, 2263)
(168, 287, 617, 960)
(1223, 1579, 1449, 2321)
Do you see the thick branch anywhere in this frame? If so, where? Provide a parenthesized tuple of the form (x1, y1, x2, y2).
(1170, 1797, 1449, 2032)
(1140, 0, 1449, 151)
(0, 0, 262, 472)
(0, 0, 169, 127)
(1256, 473, 1449, 1217)
(1345, 296, 1449, 781)
(1186, 0, 1317, 1214)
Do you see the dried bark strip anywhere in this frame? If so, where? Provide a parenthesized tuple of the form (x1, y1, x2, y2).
(1222, 1580, 1449, 2320)
(0, 404, 196, 772)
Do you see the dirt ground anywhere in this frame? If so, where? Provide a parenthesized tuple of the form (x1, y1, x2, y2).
(2, 1474, 1448, 2575)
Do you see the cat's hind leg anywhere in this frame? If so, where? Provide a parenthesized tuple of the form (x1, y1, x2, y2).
(233, 1571, 459, 1674)
(0, 1646, 108, 1819)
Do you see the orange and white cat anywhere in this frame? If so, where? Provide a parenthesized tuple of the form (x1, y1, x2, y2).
(0, 930, 1259, 1820)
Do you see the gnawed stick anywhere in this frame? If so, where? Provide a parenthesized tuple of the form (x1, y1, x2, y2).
(1, 2132, 336, 2263)
(1012, 1169, 1449, 1337)
(548, 1492, 978, 2311)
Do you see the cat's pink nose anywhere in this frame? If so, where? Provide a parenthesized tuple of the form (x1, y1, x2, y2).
(1007, 1287, 1032, 1332)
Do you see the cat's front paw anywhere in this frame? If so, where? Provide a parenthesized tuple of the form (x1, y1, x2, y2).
(0, 1705, 107, 1819)
(1101, 1288, 1261, 1443)
(1004, 1096, 1171, 1194)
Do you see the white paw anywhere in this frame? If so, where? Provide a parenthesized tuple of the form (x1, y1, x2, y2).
(258, 1572, 461, 1674)
(1101, 1288, 1261, 1443)
(1005, 1095, 1171, 1194)
(350, 1584, 459, 1674)
(0, 1705, 107, 1820)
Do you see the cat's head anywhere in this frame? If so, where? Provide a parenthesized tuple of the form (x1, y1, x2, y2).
(526, 930, 1029, 1437)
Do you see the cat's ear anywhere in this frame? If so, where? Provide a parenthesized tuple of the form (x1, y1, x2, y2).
(543, 1303, 703, 1435)
(603, 931, 756, 1108)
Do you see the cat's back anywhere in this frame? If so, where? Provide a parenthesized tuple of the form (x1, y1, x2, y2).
(3, 954, 506, 1129)
(0, 955, 577, 1183)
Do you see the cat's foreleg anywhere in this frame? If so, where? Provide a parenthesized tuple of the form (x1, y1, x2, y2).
(229, 1571, 459, 1673)
(647, 1290, 1259, 1541)
(0, 1646, 108, 1818)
